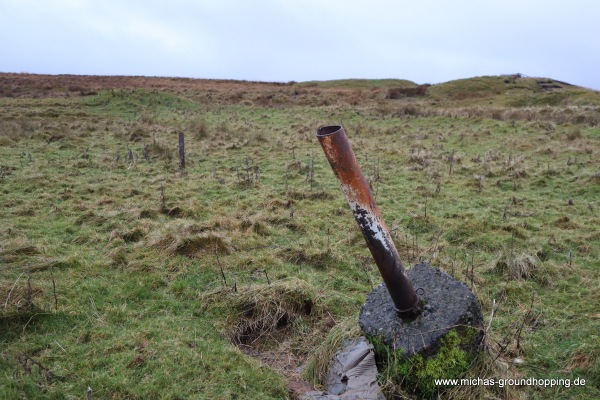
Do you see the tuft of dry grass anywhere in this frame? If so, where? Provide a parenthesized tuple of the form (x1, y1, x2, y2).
(129, 125, 149, 142)
(1, 268, 44, 317)
(202, 278, 319, 346)
(562, 336, 599, 373)
(188, 116, 210, 139)
(145, 219, 236, 256)
(0, 119, 35, 144)
(1, 282, 42, 314)
(566, 128, 582, 141)
(279, 248, 338, 269)
(110, 227, 146, 243)
(493, 251, 539, 281)
(408, 150, 433, 167)
(168, 233, 232, 256)
(554, 215, 580, 230)
(0, 237, 40, 265)
(302, 318, 361, 388)
(287, 190, 332, 200)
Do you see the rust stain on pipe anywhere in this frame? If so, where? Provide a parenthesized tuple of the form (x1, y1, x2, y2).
(317, 125, 421, 317)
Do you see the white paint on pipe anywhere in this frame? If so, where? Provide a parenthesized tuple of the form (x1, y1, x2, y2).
(341, 183, 391, 253)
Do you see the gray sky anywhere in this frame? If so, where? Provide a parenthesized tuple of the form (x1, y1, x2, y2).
(1, 0, 599, 89)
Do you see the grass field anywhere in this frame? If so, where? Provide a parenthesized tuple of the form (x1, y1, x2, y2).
(1, 73, 599, 399)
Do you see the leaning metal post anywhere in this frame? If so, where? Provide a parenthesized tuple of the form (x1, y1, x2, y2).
(317, 125, 421, 317)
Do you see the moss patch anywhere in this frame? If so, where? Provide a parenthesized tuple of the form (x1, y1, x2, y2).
(374, 329, 476, 398)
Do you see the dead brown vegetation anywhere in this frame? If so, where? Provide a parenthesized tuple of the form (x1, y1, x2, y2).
(386, 84, 430, 99)
(224, 280, 317, 346)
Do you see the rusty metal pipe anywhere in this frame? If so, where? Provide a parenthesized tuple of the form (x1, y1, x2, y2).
(317, 125, 421, 317)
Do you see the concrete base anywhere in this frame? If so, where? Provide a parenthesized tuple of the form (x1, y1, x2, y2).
(359, 263, 483, 359)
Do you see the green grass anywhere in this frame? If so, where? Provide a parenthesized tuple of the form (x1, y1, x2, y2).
(1, 76, 599, 399)
(84, 89, 200, 119)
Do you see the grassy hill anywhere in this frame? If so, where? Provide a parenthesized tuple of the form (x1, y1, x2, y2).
(297, 78, 417, 89)
(1, 73, 599, 399)
(427, 74, 600, 107)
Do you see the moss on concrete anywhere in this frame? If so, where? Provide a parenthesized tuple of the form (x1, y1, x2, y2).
(373, 329, 479, 398)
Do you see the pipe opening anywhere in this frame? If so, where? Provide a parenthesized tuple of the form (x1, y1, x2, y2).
(316, 125, 343, 137)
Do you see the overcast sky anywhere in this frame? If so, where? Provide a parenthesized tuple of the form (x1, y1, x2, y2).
(1, 0, 599, 89)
